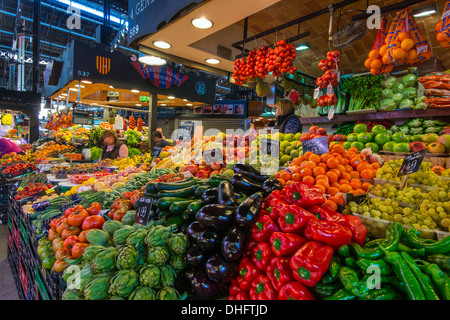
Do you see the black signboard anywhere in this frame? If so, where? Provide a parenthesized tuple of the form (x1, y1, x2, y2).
(72, 109, 94, 125)
(134, 196, 154, 225)
(260, 138, 280, 156)
(302, 136, 329, 155)
(398, 149, 427, 177)
(151, 146, 163, 158)
(203, 148, 223, 164)
(0, 88, 40, 112)
(177, 121, 195, 141)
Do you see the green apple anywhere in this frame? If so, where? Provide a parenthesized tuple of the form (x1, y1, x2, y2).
(374, 133, 390, 145)
(351, 141, 365, 151)
(365, 142, 379, 154)
(343, 141, 352, 150)
(353, 123, 368, 133)
(393, 142, 410, 153)
(383, 141, 396, 152)
(371, 125, 386, 136)
(347, 133, 359, 142)
(357, 132, 374, 144)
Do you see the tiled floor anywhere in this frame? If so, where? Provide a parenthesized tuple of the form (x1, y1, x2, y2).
(0, 224, 19, 300)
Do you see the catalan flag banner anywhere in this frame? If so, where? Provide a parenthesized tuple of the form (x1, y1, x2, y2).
(131, 62, 189, 89)
(96, 56, 111, 74)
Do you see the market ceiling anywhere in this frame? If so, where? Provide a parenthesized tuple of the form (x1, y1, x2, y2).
(136, 0, 450, 78)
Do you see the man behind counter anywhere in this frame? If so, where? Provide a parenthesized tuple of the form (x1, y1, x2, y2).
(152, 130, 171, 148)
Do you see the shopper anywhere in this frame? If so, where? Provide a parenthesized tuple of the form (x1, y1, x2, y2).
(99, 130, 129, 160)
(152, 130, 171, 148)
(0, 138, 24, 156)
(273, 98, 302, 134)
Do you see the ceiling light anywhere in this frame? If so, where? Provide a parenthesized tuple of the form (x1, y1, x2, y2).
(186, 103, 193, 106)
(75, 84, 85, 88)
(109, 85, 114, 89)
(153, 41, 171, 49)
(131, 89, 140, 93)
(81, 80, 92, 84)
(167, 96, 175, 99)
(69, 88, 78, 91)
(412, 3, 437, 17)
(205, 58, 220, 64)
(296, 43, 310, 51)
(92, 103, 98, 105)
(183, 99, 188, 101)
(60, 93, 67, 97)
(135, 104, 142, 106)
(138, 54, 166, 66)
(161, 104, 167, 106)
(192, 17, 213, 29)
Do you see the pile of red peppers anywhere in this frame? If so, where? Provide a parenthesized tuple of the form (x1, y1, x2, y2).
(228, 182, 367, 300)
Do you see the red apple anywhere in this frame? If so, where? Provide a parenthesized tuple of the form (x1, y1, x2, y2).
(210, 161, 222, 171)
(300, 133, 311, 142)
(309, 126, 318, 135)
(186, 164, 198, 175)
(316, 128, 327, 136)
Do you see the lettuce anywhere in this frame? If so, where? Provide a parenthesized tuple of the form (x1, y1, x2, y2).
(91, 147, 103, 161)
(401, 73, 418, 88)
(393, 83, 406, 94)
(384, 76, 398, 89)
(402, 87, 417, 99)
(382, 88, 394, 99)
(399, 99, 414, 109)
(392, 93, 404, 106)
(380, 98, 396, 111)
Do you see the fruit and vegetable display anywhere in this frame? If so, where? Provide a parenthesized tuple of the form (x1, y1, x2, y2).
(2, 162, 36, 177)
(436, 2, 450, 48)
(50, 163, 104, 179)
(380, 73, 423, 111)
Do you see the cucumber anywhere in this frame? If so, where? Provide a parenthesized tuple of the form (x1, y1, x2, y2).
(155, 178, 198, 191)
(157, 185, 197, 198)
(156, 197, 189, 210)
(187, 200, 203, 214)
(169, 200, 196, 214)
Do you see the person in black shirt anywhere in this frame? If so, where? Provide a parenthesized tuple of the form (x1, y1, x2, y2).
(152, 130, 171, 148)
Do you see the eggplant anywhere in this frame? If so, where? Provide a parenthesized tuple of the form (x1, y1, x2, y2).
(233, 163, 269, 183)
(195, 204, 236, 230)
(218, 181, 236, 206)
(185, 221, 205, 243)
(201, 188, 218, 205)
(262, 178, 283, 198)
(231, 173, 263, 195)
(184, 245, 207, 268)
(197, 231, 220, 252)
(190, 271, 229, 300)
(221, 225, 248, 261)
(205, 254, 233, 282)
(235, 193, 263, 228)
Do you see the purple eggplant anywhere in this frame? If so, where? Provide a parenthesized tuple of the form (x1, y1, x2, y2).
(205, 254, 233, 283)
(185, 221, 205, 243)
(201, 188, 218, 205)
(221, 226, 248, 261)
(184, 245, 206, 268)
(262, 178, 283, 198)
(233, 163, 269, 183)
(231, 173, 263, 195)
(235, 193, 263, 228)
(190, 271, 229, 300)
(197, 231, 220, 252)
(218, 181, 236, 206)
(195, 204, 236, 231)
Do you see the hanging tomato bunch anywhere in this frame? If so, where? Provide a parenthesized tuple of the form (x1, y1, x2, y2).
(123, 118, 127, 131)
(137, 118, 144, 131)
(318, 51, 340, 72)
(315, 51, 341, 108)
(317, 94, 337, 108)
(128, 116, 136, 130)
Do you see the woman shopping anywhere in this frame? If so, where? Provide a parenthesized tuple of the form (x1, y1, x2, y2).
(273, 98, 302, 134)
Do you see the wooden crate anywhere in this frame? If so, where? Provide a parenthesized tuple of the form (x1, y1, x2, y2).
(378, 151, 449, 168)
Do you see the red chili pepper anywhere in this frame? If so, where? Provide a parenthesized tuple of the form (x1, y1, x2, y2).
(277, 205, 318, 234)
(251, 242, 275, 271)
(289, 241, 334, 287)
(304, 219, 353, 249)
(249, 274, 277, 300)
(270, 232, 308, 257)
(284, 182, 326, 207)
(266, 257, 294, 292)
(252, 215, 280, 243)
(307, 205, 343, 222)
(278, 281, 316, 300)
(236, 257, 261, 291)
(336, 215, 367, 247)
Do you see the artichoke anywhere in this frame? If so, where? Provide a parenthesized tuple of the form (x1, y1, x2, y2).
(128, 286, 156, 300)
(126, 228, 147, 247)
(65, 266, 94, 292)
(62, 288, 84, 300)
(139, 264, 161, 288)
(113, 225, 135, 246)
(110, 295, 126, 300)
(116, 245, 138, 270)
(159, 265, 176, 287)
(102, 220, 123, 237)
(90, 247, 118, 273)
(144, 225, 174, 247)
(83, 272, 113, 300)
(109, 269, 139, 297)
(146, 246, 169, 266)
(169, 254, 185, 272)
(156, 287, 180, 300)
(82, 245, 105, 263)
(167, 234, 189, 255)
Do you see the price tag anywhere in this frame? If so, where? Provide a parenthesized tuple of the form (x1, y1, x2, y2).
(416, 44, 428, 54)
(336, 70, 341, 82)
(327, 106, 335, 120)
(314, 88, 320, 99)
(203, 148, 224, 164)
(134, 196, 154, 225)
(327, 83, 334, 96)
(260, 138, 280, 155)
(302, 136, 329, 155)
(151, 146, 163, 158)
(398, 149, 427, 177)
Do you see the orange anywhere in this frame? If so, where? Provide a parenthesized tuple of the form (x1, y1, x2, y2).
(326, 171, 339, 183)
(393, 48, 406, 59)
(384, 64, 394, 72)
(277, 178, 286, 186)
(309, 154, 321, 164)
(350, 157, 362, 169)
(332, 152, 343, 158)
(291, 173, 302, 182)
(304, 161, 317, 170)
(285, 180, 294, 187)
(341, 158, 350, 165)
(327, 187, 340, 196)
(331, 182, 341, 189)
(436, 20, 443, 33)
(350, 178, 362, 186)
(333, 194, 345, 206)
(315, 174, 329, 182)
(398, 31, 411, 42)
(362, 182, 373, 191)
(280, 171, 291, 181)
(330, 168, 341, 178)
(420, 49, 432, 60)
(371, 162, 380, 170)
(302, 176, 315, 185)
(337, 165, 347, 174)
(320, 153, 333, 163)
(354, 188, 366, 195)
(406, 49, 419, 63)
(338, 157, 347, 165)
(368, 49, 379, 60)
(348, 147, 359, 154)
(303, 151, 313, 161)
(361, 168, 375, 179)
(323, 199, 338, 211)
(379, 44, 388, 57)
(331, 144, 345, 154)
(382, 54, 391, 65)
(292, 156, 304, 166)
(316, 179, 330, 190)
(440, 41, 450, 48)
(350, 171, 360, 179)
(315, 184, 326, 194)
(288, 165, 302, 174)
(370, 68, 380, 76)
(345, 165, 353, 173)
(364, 58, 372, 69)
(359, 154, 367, 162)
(318, 162, 328, 171)
(349, 181, 361, 190)
(339, 184, 353, 193)
(326, 157, 339, 169)
(437, 32, 449, 42)
(275, 171, 282, 179)
(338, 179, 350, 185)
(342, 172, 352, 181)
(300, 168, 313, 178)
(357, 163, 371, 172)
(313, 166, 326, 177)
(401, 38, 414, 51)
(370, 59, 382, 69)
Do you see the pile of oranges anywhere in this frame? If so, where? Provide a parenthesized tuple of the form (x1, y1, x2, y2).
(274, 144, 379, 211)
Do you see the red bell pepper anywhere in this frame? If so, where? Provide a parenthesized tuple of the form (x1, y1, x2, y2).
(336, 215, 367, 247)
(284, 182, 326, 207)
(278, 281, 315, 300)
(277, 205, 317, 235)
(252, 215, 280, 242)
(244, 237, 259, 258)
(289, 241, 334, 287)
(249, 274, 277, 300)
(266, 257, 294, 292)
(228, 278, 250, 300)
(258, 209, 269, 220)
(236, 257, 261, 291)
(270, 232, 308, 257)
(304, 219, 353, 249)
(307, 205, 343, 222)
(251, 242, 275, 271)
(263, 189, 287, 208)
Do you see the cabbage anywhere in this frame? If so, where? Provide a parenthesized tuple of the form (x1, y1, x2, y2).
(393, 83, 406, 94)
(381, 89, 394, 99)
(410, 127, 424, 134)
(406, 118, 422, 128)
(402, 87, 417, 99)
(380, 98, 396, 111)
(399, 125, 410, 135)
(399, 99, 414, 109)
(384, 76, 398, 89)
(392, 93, 404, 106)
(401, 74, 418, 88)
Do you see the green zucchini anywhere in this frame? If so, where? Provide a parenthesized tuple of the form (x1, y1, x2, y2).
(145, 182, 159, 194)
(187, 200, 203, 214)
(194, 185, 210, 198)
(155, 178, 198, 191)
(157, 185, 197, 198)
(181, 210, 194, 221)
(156, 197, 189, 210)
(169, 200, 196, 214)
(208, 175, 231, 187)
(165, 215, 183, 228)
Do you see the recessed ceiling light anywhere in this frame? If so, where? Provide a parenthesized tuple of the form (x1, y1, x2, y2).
(186, 103, 193, 106)
(183, 99, 188, 101)
(81, 80, 92, 84)
(153, 41, 171, 49)
(167, 96, 175, 99)
(69, 88, 78, 91)
(205, 58, 220, 64)
(131, 89, 140, 93)
(109, 85, 114, 89)
(192, 17, 213, 29)
(161, 104, 167, 106)
(138, 55, 166, 66)
(75, 84, 85, 88)
(135, 104, 142, 106)
(60, 93, 67, 97)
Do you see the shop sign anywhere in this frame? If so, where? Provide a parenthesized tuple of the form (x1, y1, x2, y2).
(302, 136, 329, 155)
(177, 121, 195, 140)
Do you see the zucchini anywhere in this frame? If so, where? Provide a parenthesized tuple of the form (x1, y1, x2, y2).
(181, 210, 194, 221)
(187, 200, 203, 214)
(194, 185, 210, 198)
(208, 175, 231, 187)
(145, 182, 158, 194)
(155, 178, 198, 191)
(165, 215, 183, 228)
(169, 200, 196, 214)
(157, 185, 197, 198)
(156, 197, 189, 210)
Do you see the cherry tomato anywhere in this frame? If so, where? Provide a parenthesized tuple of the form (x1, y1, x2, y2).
(61, 226, 81, 239)
(71, 242, 89, 259)
(81, 215, 105, 231)
(68, 209, 89, 227)
(78, 230, 89, 243)
(63, 235, 80, 252)
(86, 202, 101, 216)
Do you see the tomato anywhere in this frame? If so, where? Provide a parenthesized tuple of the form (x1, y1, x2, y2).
(121, 191, 133, 200)
(86, 202, 101, 216)
(68, 209, 89, 227)
(55, 248, 69, 260)
(50, 217, 62, 230)
(48, 228, 58, 241)
(56, 218, 70, 235)
(53, 258, 70, 273)
(64, 207, 76, 218)
(71, 242, 89, 259)
(78, 230, 89, 243)
(81, 215, 105, 231)
(63, 235, 80, 252)
(108, 209, 115, 219)
(61, 226, 81, 239)
(113, 209, 127, 222)
(52, 238, 64, 252)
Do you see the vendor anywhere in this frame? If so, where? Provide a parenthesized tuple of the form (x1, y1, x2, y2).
(0, 138, 24, 156)
(152, 130, 171, 148)
(100, 130, 129, 160)
(273, 98, 302, 134)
